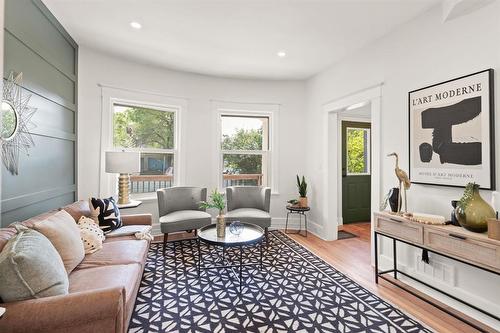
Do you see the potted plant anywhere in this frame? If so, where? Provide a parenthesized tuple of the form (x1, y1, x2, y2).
(200, 189, 226, 237)
(296, 175, 308, 207)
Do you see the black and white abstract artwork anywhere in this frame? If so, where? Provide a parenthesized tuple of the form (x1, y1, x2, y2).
(409, 69, 495, 189)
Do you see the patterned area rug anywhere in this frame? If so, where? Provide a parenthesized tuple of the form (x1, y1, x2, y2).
(129, 230, 432, 333)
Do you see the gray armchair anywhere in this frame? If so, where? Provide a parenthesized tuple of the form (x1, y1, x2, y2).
(225, 186, 271, 243)
(157, 187, 212, 253)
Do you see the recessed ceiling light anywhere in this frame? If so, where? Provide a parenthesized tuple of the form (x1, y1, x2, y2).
(277, 50, 287, 58)
(130, 21, 142, 29)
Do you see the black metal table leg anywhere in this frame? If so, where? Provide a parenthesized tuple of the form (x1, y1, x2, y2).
(304, 213, 308, 237)
(260, 241, 263, 270)
(239, 245, 243, 292)
(374, 231, 379, 284)
(285, 211, 290, 233)
(197, 238, 201, 277)
(393, 238, 397, 280)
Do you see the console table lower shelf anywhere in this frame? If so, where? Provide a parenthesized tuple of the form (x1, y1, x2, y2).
(374, 212, 500, 333)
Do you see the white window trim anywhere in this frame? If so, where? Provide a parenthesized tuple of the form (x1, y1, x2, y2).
(99, 86, 186, 201)
(345, 127, 371, 176)
(212, 101, 279, 194)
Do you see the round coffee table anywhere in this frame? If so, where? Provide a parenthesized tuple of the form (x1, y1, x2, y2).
(197, 222, 264, 291)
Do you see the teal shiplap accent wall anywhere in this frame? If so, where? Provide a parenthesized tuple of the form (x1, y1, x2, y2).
(1, 0, 78, 226)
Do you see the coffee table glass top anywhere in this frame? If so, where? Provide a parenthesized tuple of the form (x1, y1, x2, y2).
(198, 222, 264, 246)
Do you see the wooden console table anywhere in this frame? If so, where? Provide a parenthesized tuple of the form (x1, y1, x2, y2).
(374, 212, 500, 331)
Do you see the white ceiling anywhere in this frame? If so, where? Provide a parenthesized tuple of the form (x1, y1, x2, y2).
(43, 0, 440, 80)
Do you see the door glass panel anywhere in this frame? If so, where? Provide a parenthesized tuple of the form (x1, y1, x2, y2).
(346, 127, 370, 175)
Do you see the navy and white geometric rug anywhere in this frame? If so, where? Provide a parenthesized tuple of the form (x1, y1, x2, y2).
(129, 230, 432, 332)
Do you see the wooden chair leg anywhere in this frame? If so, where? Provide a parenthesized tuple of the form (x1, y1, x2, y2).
(265, 227, 269, 247)
(163, 233, 168, 254)
(194, 229, 198, 237)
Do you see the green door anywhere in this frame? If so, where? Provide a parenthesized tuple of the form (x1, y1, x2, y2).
(342, 121, 371, 224)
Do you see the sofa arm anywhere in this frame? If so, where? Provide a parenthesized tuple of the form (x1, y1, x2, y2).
(121, 213, 152, 226)
(0, 287, 125, 333)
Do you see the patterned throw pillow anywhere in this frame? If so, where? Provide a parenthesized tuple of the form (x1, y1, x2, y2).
(78, 216, 105, 254)
(89, 197, 122, 234)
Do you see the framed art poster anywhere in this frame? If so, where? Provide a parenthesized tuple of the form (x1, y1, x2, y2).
(409, 69, 495, 189)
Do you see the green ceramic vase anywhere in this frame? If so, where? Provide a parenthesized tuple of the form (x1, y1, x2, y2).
(455, 183, 494, 233)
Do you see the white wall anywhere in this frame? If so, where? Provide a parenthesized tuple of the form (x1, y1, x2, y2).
(305, 2, 500, 328)
(78, 47, 309, 233)
(0, 0, 4, 226)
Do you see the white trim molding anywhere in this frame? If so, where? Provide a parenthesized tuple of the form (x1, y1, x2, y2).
(98, 85, 188, 198)
(211, 100, 280, 194)
(321, 84, 382, 258)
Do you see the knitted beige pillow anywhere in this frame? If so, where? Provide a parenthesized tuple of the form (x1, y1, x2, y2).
(78, 216, 105, 254)
(32, 210, 85, 273)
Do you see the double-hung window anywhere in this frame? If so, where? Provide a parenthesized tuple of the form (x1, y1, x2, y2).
(112, 102, 177, 193)
(220, 114, 270, 188)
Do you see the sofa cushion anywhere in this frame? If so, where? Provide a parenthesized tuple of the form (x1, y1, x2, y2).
(78, 239, 149, 269)
(61, 200, 92, 222)
(89, 197, 123, 234)
(106, 225, 151, 238)
(159, 210, 211, 233)
(0, 226, 68, 302)
(69, 264, 141, 306)
(32, 210, 85, 274)
(225, 208, 271, 228)
(0, 210, 58, 252)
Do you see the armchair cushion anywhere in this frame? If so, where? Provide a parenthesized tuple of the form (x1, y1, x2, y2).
(225, 208, 271, 228)
(157, 187, 207, 216)
(226, 186, 271, 212)
(159, 210, 211, 233)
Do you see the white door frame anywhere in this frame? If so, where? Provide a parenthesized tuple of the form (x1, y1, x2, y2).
(322, 85, 382, 264)
(337, 117, 372, 227)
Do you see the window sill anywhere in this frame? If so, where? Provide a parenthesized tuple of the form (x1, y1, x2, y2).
(130, 193, 157, 202)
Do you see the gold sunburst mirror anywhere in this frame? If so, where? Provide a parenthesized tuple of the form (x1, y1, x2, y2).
(1, 72, 37, 175)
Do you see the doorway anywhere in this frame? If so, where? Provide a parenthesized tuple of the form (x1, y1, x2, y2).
(341, 120, 371, 224)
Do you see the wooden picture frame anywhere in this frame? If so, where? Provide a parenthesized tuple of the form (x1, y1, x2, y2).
(408, 69, 495, 189)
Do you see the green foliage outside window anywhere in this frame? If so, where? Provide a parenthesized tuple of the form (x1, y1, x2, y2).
(222, 128, 263, 174)
(347, 128, 368, 174)
(113, 106, 175, 149)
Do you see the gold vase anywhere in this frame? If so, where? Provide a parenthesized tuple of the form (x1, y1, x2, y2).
(455, 184, 494, 233)
(216, 214, 226, 238)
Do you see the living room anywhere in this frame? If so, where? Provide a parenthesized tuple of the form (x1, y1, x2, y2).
(1, 0, 500, 332)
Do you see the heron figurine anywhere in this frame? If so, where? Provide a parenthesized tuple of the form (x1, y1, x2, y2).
(387, 152, 411, 213)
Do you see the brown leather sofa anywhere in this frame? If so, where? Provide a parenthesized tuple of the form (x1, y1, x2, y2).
(0, 200, 152, 333)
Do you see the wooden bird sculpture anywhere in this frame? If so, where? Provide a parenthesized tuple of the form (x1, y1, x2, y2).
(387, 152, 411, 213)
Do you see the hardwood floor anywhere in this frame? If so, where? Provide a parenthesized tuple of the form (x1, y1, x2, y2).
(285, 223, 498, 333)
(156, 224, 498, 332)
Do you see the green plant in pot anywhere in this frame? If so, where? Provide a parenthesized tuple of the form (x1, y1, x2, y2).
(455, 182, 494, 233)
(200, 189, 226, 238)
(296, 175, 308, 207)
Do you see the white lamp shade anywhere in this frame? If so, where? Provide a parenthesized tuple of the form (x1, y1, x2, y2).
(105, 151, 141, 174)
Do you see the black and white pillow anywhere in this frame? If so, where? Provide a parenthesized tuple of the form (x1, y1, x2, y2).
(89, 197, 122, 234)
